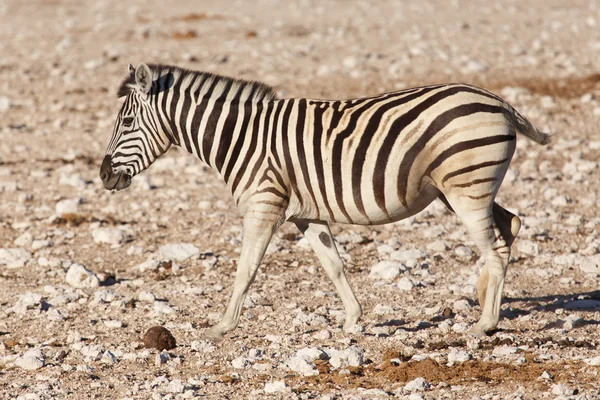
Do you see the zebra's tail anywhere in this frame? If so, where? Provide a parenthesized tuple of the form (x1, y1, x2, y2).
(501, 102, 550, 145)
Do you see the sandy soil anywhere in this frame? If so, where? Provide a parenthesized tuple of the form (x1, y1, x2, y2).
(1, 0, 600, 399)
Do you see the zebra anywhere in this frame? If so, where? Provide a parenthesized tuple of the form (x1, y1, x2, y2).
(100, 62, 549, 339)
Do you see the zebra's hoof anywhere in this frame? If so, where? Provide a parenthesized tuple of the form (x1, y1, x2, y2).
(203, 327, 226, 341)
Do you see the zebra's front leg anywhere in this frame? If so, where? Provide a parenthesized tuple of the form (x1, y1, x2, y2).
(295, 220, 362, 331)
(205, 205, 285, 339)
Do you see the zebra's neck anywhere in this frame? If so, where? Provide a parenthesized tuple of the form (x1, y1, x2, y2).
(149, 65, 277, 182)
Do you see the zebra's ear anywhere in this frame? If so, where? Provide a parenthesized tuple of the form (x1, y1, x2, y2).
(128, 63, 135, 75)
(134, 62, 153, 94)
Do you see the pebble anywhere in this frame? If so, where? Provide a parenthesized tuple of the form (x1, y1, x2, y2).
(0, 248, 32, 268)
(447, 348, 471, 363)
(91, 227, 125, 246)
(14, 232, 33, 247)
(143, 326, 176, 351)
(153, 301, 176, 314)
(585, 356, 600, 366)
(313, 330, 332, 340)
(452, 299, 471, 311)
(390, 249, 426, 267)
(397, 277, 415, 291)
(297, 347, 329, 361)
(231, 357, 252, 369)
(0, 96, 12, 112)
(264, 380, 290, 394)
(9, 292, 42, 315)
(101, 350, 118, 364)
(15, 349, 45, 371)
(492, 346, 518, 356)
(551, 383, 574, 396)
(453, 245, 473, 258)
(515, 240, 539, 256)
(325, 346, 364, 369)
(55, 198, 81, 215)
(65, 263, 100, 288)
(369, 261, 404, 280)
(159, 243, 200, 261)
(285, 355, 318, 376)
(576, 255, 600, 275)
(138, 290, 156, 302)
(404, 377, 430, 392)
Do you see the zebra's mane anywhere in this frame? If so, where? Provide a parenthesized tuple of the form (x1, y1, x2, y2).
(117, 64, 278, 102)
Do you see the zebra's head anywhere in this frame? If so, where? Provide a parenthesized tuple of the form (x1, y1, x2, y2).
(100, 62, 171, 190)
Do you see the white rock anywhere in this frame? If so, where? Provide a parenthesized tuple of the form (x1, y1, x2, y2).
(585, 356, 600, 366)
(154, 301, 176, 314)
(101, 350, 118, 364)
(168, 379, 185, 393)
(9, 292, 42, 315)
(92, 227, 125, 246)
(463, 59, 488, 73)
(103, 320, 123, 329)
(551, 383, 574, 396)
(285, 355, 318, 376)
(454, 246, 473, 258)
(562, 315, 584, 330)
(81, 345, 103, 361)
(46, 308, 66, 322)
(138, 290, 156, 302)
(390, 249, 426, 268)
(264, 380, 290, 394)
(326, 346, 364, 369)
(0, 96, 12, 112)
(65, 264, 99, 288)
(369, 261, 404, 280)
(540, 370, 553, 380)
(15, 349, 45, 371)
(55, 198, 80, 215)
(190, 340, 216, 353)
(453, 299, 471, 311)
(576, 255, 600, 275)
(159, 243, 200, 261)
(14, 232, 33, 247)
(31, 240, 50, 250)
(492, 346, 518, 356)
(397, 277, 415, 291)
(312, 330, 332, 340)
(404, 377, 430, 392)
(516, 240, 539, 256)
(0, 248, 32, 268)
(297, 347, 328, 361)
(447, 348, 471, 363)
(231, 357, 252, 369)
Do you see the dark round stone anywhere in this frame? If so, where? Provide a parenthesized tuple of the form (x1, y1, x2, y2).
(143, 326, 176, 351)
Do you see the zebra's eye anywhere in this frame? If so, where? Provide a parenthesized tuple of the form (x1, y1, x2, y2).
(122, 117, 135, 126)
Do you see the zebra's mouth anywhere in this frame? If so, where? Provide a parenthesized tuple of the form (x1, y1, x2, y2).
(103, 172, 132, 191)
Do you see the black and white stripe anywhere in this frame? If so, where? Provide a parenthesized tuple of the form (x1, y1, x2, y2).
(103, 63, 549, 338)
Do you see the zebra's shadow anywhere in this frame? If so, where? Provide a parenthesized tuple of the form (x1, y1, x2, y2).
(500, 290, 600, 329)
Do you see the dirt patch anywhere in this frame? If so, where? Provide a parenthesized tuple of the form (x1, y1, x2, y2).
(484, 73, 600, 99)
(293, 357, 597, 393)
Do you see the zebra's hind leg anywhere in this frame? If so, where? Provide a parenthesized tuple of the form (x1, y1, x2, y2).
(295, 220, 362, 330)
(443, 194, 511, 337)
(205, 203, 285, 339)
(476, 204, 521, 309)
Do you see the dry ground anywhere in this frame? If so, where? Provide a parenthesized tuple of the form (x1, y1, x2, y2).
(1, 0, 600, 399)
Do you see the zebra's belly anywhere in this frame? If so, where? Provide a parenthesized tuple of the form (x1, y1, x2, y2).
(287, 184, 440, 226)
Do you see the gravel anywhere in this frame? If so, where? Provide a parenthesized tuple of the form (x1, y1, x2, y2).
(1, 1, 600, 399)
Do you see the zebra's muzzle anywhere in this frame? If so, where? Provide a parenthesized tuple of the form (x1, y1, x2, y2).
(100, 155, 132, 191)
